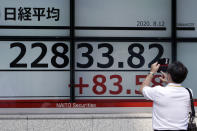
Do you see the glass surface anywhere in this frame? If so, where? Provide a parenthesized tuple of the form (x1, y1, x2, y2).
(0, 0, 70, 36)
(76, 0, 171, 37)
(177, 42, 197, 98)
(0, 41, 70, 108)
(75, 42, 172, 100)
(177, 0, 197, 37)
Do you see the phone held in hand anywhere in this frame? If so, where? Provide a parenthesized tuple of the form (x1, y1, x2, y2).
(157, 58, 169, 72)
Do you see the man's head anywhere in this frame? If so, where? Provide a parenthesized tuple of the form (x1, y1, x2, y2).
(166, 61, 188, 83)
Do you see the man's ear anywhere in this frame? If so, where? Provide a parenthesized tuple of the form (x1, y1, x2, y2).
(167, 73, 172, 82)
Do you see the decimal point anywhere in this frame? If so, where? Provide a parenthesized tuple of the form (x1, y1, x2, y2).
(126, 89, 131, 94)
(118, 62, 124, 68)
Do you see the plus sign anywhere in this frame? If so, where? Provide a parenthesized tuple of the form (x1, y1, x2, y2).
(69, 77, 89, 94)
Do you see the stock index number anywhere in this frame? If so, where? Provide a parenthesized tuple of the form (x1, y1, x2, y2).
(77, 43, 164, 69)
(77, 43, 114, 68)
(10, 42, 69, 68)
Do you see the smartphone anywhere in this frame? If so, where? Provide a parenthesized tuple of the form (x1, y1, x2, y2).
(157, 58, 169, 72)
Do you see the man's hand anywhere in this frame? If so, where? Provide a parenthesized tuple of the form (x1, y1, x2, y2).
(159, 71, 168, 84)
(150, 62, 160, 74)
(139, 62, 160, 94)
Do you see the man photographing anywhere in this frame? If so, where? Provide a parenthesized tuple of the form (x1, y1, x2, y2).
(140, 61, 190, 131)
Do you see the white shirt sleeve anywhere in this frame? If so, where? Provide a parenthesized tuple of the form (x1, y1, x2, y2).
(142, 86, 159, 101)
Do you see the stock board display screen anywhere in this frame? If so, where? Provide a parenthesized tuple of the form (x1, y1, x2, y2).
(177, 0, 197, 98)
(75, 0, 171, 37)
(177, 0, 197, 37)
(0, 41, 70, 100)
(177, 43, 197, 98)
(0, 0, 70, 36)
(75, 42, 171, 100)
(0, 0, 176, 108)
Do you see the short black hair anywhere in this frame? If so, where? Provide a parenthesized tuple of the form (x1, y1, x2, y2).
(167, 61, 188, 83)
